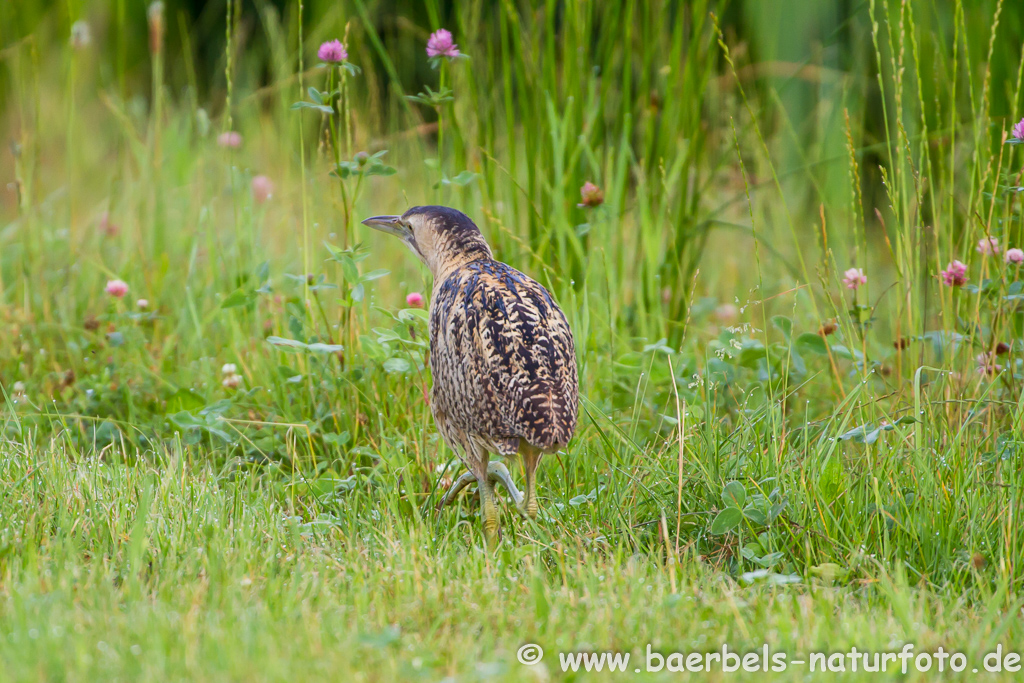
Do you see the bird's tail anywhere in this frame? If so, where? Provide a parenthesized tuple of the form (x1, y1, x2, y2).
(525, 383, 578, 453)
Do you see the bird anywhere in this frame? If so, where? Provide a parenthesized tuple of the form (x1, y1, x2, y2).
(362, 206, 578, 548)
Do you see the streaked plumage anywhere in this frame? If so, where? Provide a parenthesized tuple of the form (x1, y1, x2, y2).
(430, 258, 577, 457)
(362, 206, 578, 547)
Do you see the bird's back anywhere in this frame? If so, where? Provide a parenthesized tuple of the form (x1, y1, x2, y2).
(429, 259, 578, 455)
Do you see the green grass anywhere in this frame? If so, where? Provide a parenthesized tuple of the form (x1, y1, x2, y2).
(2, 0, 1024, 679)
(2, 446, 1020, 681)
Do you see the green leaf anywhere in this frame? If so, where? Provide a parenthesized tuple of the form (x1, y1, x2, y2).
(373, 328, 403, 343)
(789, 347, 807, 376)
(710, 507, 743, 535)
(168, 410, 234, 443)
(405, 85, 454, 107)
(290, 101, 333, 114)
(736, 340, 768, 368)
(221, 289, 255, 309)
(337, 256, 359, 284)
(383, 358, 411, 373)
(818, 457, 844, 503)
(795, 332, 828, 355)
(166, 388, 205, 414)
(768, 499, 787, 524)
(755, 551, 785, 567)
(308, 86, 323, 105)
(722, 480, 746, 508)
(837, 422, 894, 444)
(266, 337, 340, 354)
(360, 269, 390, 282)
(323, 432, 351, 448)
(442, 171, 479, 187)
(168, 410, 204, 430)
(364, 164, 397, 177)
(266, 336, 309, 352)
(306, 342, 344, 353)
(397, 308, 430, 322)
(771, 315, 792, 340)
(323, 241, 344, 258)
(743, 505, 767, 526)
(810, 563, 848, 581)
(830, 344, 862, 360)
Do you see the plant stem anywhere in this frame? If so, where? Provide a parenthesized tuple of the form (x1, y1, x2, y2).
(436, 62, 447, 191)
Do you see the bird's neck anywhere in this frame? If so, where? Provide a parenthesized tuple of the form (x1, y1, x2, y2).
(429, 244, 493, 284)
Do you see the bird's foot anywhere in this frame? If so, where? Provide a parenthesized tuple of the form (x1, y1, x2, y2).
(439, 462, 530, 529)
(520, 467, 539, 520)
(480, 479, 501, 551)
(518, 496, 539, 521)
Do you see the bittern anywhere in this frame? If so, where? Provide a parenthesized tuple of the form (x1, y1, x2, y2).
(362, 206, 578, 547)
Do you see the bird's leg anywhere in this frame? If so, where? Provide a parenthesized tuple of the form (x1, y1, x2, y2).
(486, 461, 523, 507)
(520, 448, 542, 520)
(478, 475, 501, 549)
(438, 463, 523, 509)
(461, 443, 501, 549)
(439, 470, 477, 508)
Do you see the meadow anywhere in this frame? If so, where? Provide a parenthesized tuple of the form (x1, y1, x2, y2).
(2, 0, 1024, 680)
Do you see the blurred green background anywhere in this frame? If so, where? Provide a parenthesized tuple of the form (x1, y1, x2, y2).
(2, 1, 1022, 322)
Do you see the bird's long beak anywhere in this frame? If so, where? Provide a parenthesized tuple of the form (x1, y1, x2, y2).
(361, 215, 411, 240)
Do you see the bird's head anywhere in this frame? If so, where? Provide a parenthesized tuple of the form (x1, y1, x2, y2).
(361, 206, 493, 278)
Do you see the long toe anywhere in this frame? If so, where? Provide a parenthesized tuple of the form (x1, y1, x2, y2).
(479, 479, 502, 551)
(486, 461, 524, 507)
(514, 492, 540, 521)
(439, 471, 477, 509)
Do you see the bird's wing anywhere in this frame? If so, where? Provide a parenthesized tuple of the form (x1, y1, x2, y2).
(430, 262, 577, 453)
